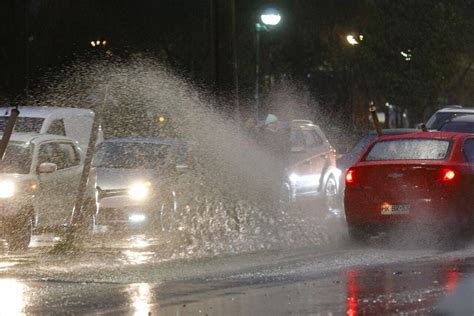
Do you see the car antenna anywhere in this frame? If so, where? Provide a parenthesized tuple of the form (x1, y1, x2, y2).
(369, 103, 383, 137)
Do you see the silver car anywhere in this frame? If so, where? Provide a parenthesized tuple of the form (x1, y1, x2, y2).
(0, 133, 97, 249)
(93, 137, 186, 231)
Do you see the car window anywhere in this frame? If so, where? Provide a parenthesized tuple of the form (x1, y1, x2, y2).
(47, 119, 66, 136)
(93, 142, 173, 169)
(38, 142, 71, 170)
(290, 129, 305, 148)
(463, 139, 474, 163)
(302, 129, 322, 148)
(0, 141, 32, 174)
(440, 121, 474, 133)
(0, 117, 44, 133)
(364, 139, 451, 161)
(58, 143, 81, 168)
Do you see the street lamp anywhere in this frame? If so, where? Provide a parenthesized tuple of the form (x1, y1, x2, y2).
(255, 8, 281, 121)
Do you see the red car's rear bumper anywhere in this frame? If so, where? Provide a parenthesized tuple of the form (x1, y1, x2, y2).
(344, 188, 470, 225)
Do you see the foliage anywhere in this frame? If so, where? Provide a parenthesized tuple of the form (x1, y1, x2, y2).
(357, 0, 470, 117)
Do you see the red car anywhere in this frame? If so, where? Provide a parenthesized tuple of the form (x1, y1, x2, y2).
(344, 131, 474, 241)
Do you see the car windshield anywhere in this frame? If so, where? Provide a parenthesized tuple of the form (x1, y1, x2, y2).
(0, 141, 32, 174)
(0, 117, 44, 133)
(93, 142, 172, 169)
(440, 121, 474, 133)
(364, 138, 451, 161)
(426, 112, 466, 130)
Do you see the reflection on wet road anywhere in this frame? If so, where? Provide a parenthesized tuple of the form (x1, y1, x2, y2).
(0, 232, 473, 313)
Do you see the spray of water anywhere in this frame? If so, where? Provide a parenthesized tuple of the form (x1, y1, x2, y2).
(29, 55, 349, 257)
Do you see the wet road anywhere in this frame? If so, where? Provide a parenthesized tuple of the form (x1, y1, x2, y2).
(0, 233, 474, 314)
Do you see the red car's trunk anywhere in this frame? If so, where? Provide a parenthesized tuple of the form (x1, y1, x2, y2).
(354, 163, 455, 199)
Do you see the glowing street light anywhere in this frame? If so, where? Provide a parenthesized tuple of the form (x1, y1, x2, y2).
(260, 8, 281, 26)
(255, 8, 282, 120)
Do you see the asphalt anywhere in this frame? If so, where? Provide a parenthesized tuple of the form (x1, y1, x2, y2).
(0, 232, 474, 314)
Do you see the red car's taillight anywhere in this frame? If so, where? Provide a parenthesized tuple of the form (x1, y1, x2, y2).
(345, 169, 356, 185)
(441, 168, 456, 182)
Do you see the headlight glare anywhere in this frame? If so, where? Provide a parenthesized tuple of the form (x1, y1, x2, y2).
(0, 181, 15, 198)
(128, 181, 151, 201)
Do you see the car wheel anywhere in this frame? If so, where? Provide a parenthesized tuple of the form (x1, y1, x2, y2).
(160, 191, 177, 232)
(6, 215, 33, 251)
(323, 176, 339, 212)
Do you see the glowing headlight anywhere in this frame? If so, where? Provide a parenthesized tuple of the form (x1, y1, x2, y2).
(128, 181, 151, 201)
(0, 181, 15, 198)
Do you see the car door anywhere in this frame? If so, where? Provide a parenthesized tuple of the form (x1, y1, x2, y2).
(461, 137, 474, 196)
(36, 141, 82, 227)
(312, 126, 335, 191)
(36, 141, 66, 227)
(55, 142, 83, 223)
(300, 127, 325, 195)
(288, 126, 313, 196)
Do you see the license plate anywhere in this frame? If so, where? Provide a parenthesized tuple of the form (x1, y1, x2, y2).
(381, 204, 410, 215)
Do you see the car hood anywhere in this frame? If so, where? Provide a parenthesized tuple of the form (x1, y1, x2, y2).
(96, 168, 159, 191)
(0, 173, 36, 182)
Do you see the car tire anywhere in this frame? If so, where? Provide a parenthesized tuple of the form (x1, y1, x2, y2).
(323, 175, 339, 213)
(6, 214, 33, 251)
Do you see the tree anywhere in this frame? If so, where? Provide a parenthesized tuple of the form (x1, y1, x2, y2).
(357, 0, 470, 120)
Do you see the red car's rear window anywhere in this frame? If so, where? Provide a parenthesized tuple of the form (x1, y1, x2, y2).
(364, 138, 452, 161)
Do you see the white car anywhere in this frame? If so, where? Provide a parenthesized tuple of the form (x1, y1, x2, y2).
(0, 133, 97, 249)
(0, 106, 104, 153)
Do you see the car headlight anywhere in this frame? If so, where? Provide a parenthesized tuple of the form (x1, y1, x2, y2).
(0, 181, 15, 198)
(128, 181, 151, 201)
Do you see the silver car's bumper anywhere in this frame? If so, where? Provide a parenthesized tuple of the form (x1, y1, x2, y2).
(97, 195, 157, 226)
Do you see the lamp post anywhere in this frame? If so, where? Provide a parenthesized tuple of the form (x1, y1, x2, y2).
(255, 8, 281, 121)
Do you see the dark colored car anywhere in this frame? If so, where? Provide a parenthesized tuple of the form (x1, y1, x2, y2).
(440, 114, 474, 133)
(344, 131, 474, 241)
(425, 105, 474, 130)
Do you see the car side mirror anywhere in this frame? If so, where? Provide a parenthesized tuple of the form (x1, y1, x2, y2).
(38, 162, 57, 174)
(291, 146, 305, 153)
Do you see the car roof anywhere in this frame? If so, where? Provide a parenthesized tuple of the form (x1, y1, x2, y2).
(375, 131, 466, 141)
(101, 137, 182, 145)
(435, 106, 474, 113)
(445, 114, 474, 123)
(5, 132, 79, 144)
(367, 128, 418, 135)
(0, 106, 94, 118)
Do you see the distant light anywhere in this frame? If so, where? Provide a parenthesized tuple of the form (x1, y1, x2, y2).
(129, 214, 146, 223)
(401, 50, 412, 61)
(359, 35, 364, 41)
(90, 41, 96, 47)
(96, 40, 100, 45)
(158, 116, 166, 123)
(102, 40, 107, 46)
(346, 35, 359, 45)
(260, 8, 281, 26)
